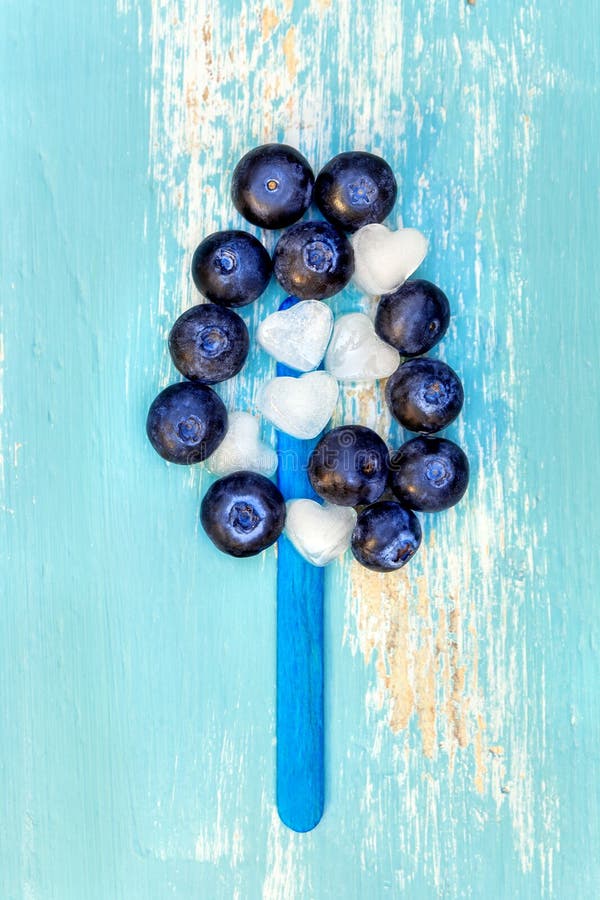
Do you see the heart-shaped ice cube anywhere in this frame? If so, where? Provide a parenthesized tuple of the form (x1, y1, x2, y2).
(285, 499, 357, 566)
(325, 312, 400, 382)
(207, 411, 278, 477)
(351, 223, 428, 296)
(257, 299, 333, 372)
(257, 371, 338, 439)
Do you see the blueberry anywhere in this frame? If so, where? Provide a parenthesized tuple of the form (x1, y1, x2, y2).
(385, 358, 464, 434)
(231, 143, 314, 229)
(146, 382, 227, 464)
(375, 279, 450, 357)
(191, 230, 272, 308)
(351, 500, 422, 572)
(273, 221, 354, 301)
(390, 436, 469, 512)
(314, 151, 398, 233)
(308, 425, 389, 507)
(200, 471, 286, 557)
(168, 304, 249, 384)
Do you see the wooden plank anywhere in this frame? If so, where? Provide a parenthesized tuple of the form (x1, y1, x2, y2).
(1, 0, 599, 897)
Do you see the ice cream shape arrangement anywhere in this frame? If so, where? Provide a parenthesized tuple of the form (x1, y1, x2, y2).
(145, 144, 469, 831)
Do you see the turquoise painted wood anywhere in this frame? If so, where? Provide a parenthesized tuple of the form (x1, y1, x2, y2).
(1, 0, 600, 898)
(276, 297, 325, 834)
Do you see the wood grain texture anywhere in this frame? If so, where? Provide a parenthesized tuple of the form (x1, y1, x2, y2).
(1, 0, 599, 897)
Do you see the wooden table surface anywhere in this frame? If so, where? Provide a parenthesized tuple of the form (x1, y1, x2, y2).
(2, 1, 599, 897)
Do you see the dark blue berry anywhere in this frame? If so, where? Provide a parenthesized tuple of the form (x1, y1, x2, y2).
(191, 230, 272, 307)
(375, 279, 450, 357)
(314, 151, 398, 233)
(385, 358, 464, 434)
(168, 304, 249, 384)
(390, 436, 469, 512)
(146, 382, 227, 464)
(273, 221, 354, 301)
(308, 425, 389, 507)
(200, 471, 286, 557)
(351, 501, 422, 572)
(231, 143, 314, 229)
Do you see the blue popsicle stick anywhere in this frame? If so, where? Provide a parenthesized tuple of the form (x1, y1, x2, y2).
(275, 296, 325, 833)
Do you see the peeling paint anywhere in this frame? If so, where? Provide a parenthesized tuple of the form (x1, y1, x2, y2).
(282, 27, 299, 80)
(2, 0, 597, 895)
(147, 0, 563, 893)
(261, 7, 280, 42)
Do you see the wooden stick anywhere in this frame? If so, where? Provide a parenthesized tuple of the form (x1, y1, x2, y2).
(275, 297, 325, 832)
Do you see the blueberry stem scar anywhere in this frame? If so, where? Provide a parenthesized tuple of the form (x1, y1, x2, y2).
(275, 296, 325, 833)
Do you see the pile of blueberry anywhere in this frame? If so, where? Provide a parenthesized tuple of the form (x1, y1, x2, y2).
(146, 144, 469, 573)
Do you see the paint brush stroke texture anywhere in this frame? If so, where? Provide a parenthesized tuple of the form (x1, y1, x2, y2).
(145, 0, 576, 894)
(1, 0, 599, 898)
